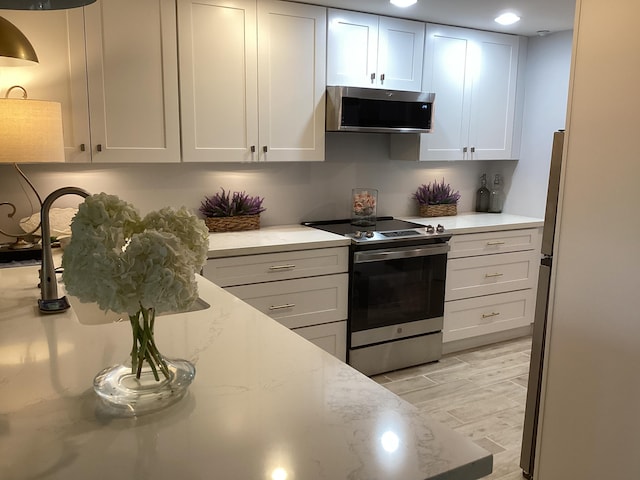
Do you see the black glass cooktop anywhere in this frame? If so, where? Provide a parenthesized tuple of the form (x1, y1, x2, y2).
(302, 217, 424, 236)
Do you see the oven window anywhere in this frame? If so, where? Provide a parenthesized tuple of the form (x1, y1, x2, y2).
(350, 253, 446, 332)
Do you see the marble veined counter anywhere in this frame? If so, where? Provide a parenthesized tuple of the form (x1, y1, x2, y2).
(0, 263, 492, 480)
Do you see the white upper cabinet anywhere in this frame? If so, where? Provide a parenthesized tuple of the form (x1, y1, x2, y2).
(391, 24, 524, 161)
(327, 9, 425, 92)
(77, 0, 181, 163)
(179, 0, 326, 162)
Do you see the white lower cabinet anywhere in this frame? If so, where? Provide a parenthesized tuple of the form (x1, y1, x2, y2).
(224, 275, 348, 330)
(444, 289, 535, 342)
(292, 321, 347, 360)
(204, 247, 349, 361)
(443, 228, 542, 352)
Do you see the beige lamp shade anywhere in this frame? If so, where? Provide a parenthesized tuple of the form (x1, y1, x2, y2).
(0, 97, 65, 163)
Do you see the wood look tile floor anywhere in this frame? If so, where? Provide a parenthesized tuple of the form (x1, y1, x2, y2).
(372, 336, 532, 480)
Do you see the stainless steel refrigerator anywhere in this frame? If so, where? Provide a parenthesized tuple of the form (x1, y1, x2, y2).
(520, 129, 564, 479)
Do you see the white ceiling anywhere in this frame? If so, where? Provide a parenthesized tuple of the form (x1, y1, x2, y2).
(297, 0, 576, 37)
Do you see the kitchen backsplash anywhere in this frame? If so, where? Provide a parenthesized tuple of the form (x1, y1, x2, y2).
(0, 133, 514, 243)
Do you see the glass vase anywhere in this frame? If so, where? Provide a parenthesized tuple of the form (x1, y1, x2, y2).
(351, 188, 378, 227)
(93, 306, 195, 416)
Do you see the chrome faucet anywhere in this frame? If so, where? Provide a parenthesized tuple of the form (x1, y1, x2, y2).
(38, 187, 90, 313)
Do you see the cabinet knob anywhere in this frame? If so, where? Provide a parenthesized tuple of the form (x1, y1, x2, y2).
(380, 73, 385, 83)
(370, 72, 376, 82)
(470, 146, 476, 153)
(263, 145, 268, 153)
(96, 144, 103, 152)
(250, 145, 256, 153)
(463, 146, 468, 153)
(80, 143, 86, 152)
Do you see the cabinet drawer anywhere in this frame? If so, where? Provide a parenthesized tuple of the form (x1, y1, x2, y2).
(204, 247, 348, 287)
(293, 320, 347, 362)
(444, 289, 535, 342)
(448, 228, 542, 258)
(225, 274, 348, 330)
(446, 250, 538, 301)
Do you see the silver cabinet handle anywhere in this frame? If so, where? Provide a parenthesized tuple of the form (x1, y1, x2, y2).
(269, 303, 295, 311)
(486, 240, 506, 245)
(485, 272, 504, 278)
(268, 264, 296, 271)
(370, 72, 376, 82)
(481, 312, 500, 319)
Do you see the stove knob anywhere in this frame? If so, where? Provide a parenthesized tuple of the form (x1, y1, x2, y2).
(365, 231, 374, 238)
(353, 231, 363, 239)
(436, 224, 445, 233)
(425, 225, 435, 234)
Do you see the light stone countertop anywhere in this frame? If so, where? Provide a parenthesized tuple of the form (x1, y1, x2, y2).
(206, 214, 543, 258)
(399, 212, 544, 234)
(207, 224, 350, 258)
(0, 263, 492, 480)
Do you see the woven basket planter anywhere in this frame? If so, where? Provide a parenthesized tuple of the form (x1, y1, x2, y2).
(419, 204, 457, 218)
(204, 214, 260, 233)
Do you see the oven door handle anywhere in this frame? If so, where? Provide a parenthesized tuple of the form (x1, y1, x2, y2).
(353, 244, 450, 263)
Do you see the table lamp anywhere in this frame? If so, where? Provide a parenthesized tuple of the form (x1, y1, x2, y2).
(0, 86, 66, 246)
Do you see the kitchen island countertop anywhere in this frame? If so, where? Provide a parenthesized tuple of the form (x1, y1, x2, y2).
(0, 263, 492, 480)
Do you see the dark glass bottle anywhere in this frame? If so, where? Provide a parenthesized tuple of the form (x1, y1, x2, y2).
(489, 174, 503, 213)
(475, 174, 490, 212)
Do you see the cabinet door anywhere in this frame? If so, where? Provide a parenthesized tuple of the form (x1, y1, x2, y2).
(83, 0, 180, 163)
(225, 274, 348, 329)
(444, 289, 535, 342)
(257, 1, 326, 162)
(377, 16, 425, 92)
(326, 9, 378, 88)
(445, 250, 538, 301)
(178, 0, 259, 162)
(293, 321, 347, 362)
(391, 24, 521, 161)
(467, 29, 520, 160)
(419, 24, 472, 160)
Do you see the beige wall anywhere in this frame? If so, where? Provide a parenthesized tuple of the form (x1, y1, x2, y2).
(536, 0, 640, 478)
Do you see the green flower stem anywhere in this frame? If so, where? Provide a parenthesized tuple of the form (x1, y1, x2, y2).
(129, 306, 170, 381)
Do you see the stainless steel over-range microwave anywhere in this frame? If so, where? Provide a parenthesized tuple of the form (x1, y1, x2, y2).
(326, 86, 435, 134)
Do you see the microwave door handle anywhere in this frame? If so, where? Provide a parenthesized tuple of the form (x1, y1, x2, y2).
(354, 244, 449, 263)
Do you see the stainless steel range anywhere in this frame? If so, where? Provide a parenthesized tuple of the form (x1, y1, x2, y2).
(303, 217, 451, 376)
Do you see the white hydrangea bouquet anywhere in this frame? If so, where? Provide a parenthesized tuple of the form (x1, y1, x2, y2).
(62, 193, 209, 386)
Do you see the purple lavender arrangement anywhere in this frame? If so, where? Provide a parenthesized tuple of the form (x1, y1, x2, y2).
(413, 179, 461, 205)
(199, 188, 266, 217)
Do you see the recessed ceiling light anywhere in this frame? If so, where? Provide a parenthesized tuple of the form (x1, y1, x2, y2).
(494, 12, 521, 25)
(390, 0, 417, 7)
